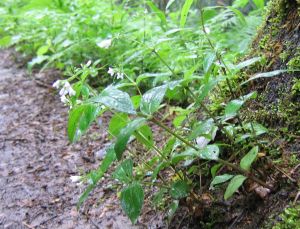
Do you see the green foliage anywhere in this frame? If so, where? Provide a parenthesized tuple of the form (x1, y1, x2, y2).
(224, 175, 247, 200)
(0, 0, 272, 224)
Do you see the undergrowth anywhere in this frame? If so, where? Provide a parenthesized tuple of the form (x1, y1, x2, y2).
(2, 0, 295, 225)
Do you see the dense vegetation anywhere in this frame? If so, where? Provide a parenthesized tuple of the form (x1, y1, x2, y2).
(0, 0, 299, 227)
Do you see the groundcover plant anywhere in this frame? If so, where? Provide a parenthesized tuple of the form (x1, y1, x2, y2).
(3, 0, 298, 225)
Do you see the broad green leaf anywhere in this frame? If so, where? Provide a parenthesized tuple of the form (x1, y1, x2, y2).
(37, 45, 49, 56)
(68, 104, 99, 142)
(89, 86, 136, 114)
(224, 99, 244, 119)
(244, 122, 268, 136)
(135, 125, 154, 149)
(170, 180, 190, 199)
(198, 145, 219, 161)
(241, 70, 286, 85)
(171, 148, 196, 164)
(240, 146, 259, 171)
(77, 145, 116, 208)
(210, 174, 234, 189)
(253, 0, 264, 9)
(113, 159, 133, 183)
(140, 85, 167, 115)
(0, 36, 11, 47)
(108, 113, 129, 138)
(114, 118, 146, 160)
(146, 1, 167, 27)
(189, 118, 216, 140)
(180, 0, 194, 28)
(121, 182, 144, 224)
(131, 95, 142, 109)
(223, 91, 257, 120)
(224, 175, 247, 200)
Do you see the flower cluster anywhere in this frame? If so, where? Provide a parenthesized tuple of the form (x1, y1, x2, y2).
(107, 67, 124, 79)
(52, 80, 76, 104)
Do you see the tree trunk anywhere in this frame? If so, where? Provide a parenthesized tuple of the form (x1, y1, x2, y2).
(244, 0, 300, 131)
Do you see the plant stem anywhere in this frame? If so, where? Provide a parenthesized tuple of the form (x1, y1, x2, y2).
(147, 115, 272, 190)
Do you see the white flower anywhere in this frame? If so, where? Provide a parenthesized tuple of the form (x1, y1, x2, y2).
(116, 72, 124, 80)
(204, 26, 210, 34)
(59, 81, 75, 97)
(108, 67, 115, 77)
(70, 175, 81, 183)
(52, 80, 61, 89)
(97, 39, 112, 49)
(68, 87, 76, 96)
(86, 60, 92, 67)
(60, 95, 69, 104)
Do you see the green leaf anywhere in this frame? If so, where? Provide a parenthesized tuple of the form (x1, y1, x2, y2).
(224, 175, 247, 200)
(113, 159, 133, 183)
(240, 146, 259, 171)
(235, 57, 261, 70)
(224, 99, 244, 119)
(0, 36, 11, 48)
(167, 200, 179, 222)
(114, 118, 146, 160)
(233, 0, 249, 8)
(198, 145, 219, 161)
(241, 70, 286, 85)
(244, 122, 268, 136)
(146, 1, 167, 27)
(140, 85, 167, 115)
(135, 125, 154, 149)
(180, 0, 194, 28)
(108, 113, 129, 138)
(68, 104, 99, 142)
(210, 174, 234, 190)
(121, 182, 144, 224)
(89, 86, 136, 114)
(166, 0, 176, 9)
(211, 163, 222, 178)
(37, 45, 49, 56)
(253, 0, 264, 9)
(77, 145, 116, 208)
(196, 78, 220, 104)
(223, 91, 257, 120)
(170, 180, 190, 199)
(189, 118, 216, 140)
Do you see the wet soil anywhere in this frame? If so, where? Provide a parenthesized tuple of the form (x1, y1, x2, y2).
(0, 50, 162, 229)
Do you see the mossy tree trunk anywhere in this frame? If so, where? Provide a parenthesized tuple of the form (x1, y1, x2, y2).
(244, 0, 300, 130)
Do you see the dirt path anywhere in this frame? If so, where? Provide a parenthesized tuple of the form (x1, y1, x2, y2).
(0, 50, 161, 229)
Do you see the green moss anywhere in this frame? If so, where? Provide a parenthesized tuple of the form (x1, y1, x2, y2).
(292, 78, 300, 95)
(287, 55, 300, 70)
(272, 204, 300, 229)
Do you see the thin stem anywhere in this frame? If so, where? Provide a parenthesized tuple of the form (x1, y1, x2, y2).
(146, 115, 272, 190)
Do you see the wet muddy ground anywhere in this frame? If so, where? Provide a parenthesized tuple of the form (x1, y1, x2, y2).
(0, 50, 162, 229)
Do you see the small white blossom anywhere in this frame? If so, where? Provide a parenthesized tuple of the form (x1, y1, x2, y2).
(52, 80, 61, 89)
(60, 95, 69, 104)
(108, 67, 115, 77)
(68, 87, 76, 96)
(86, 60, 92, 67)
(97, 39, 112, 49)
(204, 26, 210, 34)
(70, 175, 81, 183)
(59, 81, 75, 97)
(116, 72, 124, 80)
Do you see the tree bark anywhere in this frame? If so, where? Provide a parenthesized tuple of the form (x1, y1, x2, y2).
(243, 0, 300, 130)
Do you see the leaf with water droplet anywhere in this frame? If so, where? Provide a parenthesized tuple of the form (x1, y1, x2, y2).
(89, 86, 136, 114)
